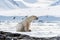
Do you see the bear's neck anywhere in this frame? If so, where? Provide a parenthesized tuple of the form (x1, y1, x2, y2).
(25, 17, 33, 23)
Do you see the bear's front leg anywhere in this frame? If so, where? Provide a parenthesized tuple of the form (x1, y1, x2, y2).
(24, 22, 31, 32)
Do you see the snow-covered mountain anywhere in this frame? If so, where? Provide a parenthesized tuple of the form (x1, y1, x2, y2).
(38, 15, 60, 23)
(0, 15, 26, 23)
(0, 15, 60, 23)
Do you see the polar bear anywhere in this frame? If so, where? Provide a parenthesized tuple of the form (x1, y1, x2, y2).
(16, 16, 38, 32)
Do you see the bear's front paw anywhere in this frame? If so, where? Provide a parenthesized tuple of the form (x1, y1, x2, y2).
(29, 30, 31, 32)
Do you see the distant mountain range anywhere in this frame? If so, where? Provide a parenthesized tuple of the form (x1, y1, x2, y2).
(0, 15, 60, 23)
(0, 15, 26, 22)
(38, 15, 60, 23)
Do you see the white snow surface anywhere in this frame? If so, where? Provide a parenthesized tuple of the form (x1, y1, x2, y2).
(0, 22, 60, 38)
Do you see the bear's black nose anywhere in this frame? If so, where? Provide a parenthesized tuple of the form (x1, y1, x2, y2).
(36, 18, 38, 20)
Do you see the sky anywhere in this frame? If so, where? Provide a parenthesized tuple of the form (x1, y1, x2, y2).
(0, 0, 60, 17)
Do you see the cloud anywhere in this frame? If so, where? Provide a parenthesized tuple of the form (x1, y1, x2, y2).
(0, 8, 47, 16)
(0, 6, 60, 17)
(0, 0, 60, 17)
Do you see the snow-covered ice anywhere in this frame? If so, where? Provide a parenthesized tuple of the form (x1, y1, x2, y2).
(0, 22, 60, 38)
